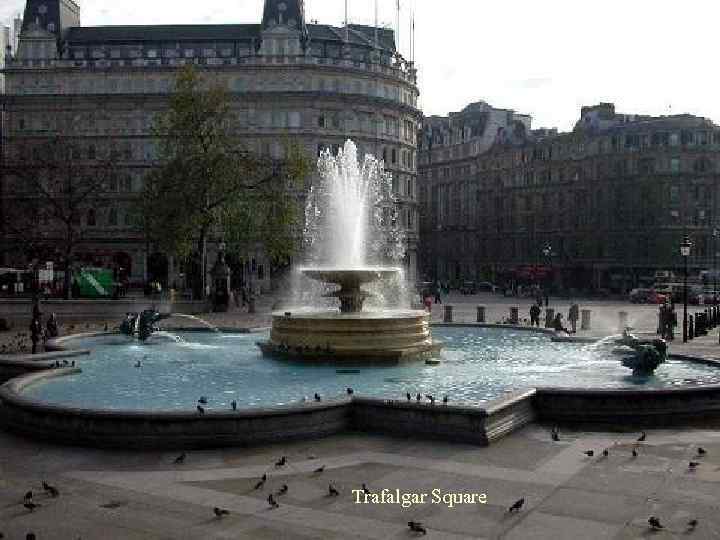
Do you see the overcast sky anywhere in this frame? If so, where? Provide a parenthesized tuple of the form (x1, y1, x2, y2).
(3, 0, 719, 131)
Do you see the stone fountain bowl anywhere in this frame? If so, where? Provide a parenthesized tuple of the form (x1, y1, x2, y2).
(301, 268, 401, 286)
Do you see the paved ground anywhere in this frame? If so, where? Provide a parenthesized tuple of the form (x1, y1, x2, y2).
(1, 425, 719, 539)
(2, 294, 720, 539)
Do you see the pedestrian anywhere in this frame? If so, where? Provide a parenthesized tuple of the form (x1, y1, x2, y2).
(423, 295, 432, 313)
(30, 316, 43, 354)
(433, 283, 442, 305)
(568, 303, 579, 334)
(530, 303, 541, 327)
(45, 313, 59, 339)
(552, 313, 569, 334)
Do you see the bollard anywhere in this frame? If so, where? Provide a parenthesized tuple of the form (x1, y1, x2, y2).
(444, 305, 454, 323)
(545, 308, 555, 328)
(581, 309, 591, 331)
(477, 306, 486, 323)
(618, 311, 629, 332)
(510, 307, 519, 324)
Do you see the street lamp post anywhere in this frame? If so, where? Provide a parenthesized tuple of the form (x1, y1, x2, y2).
(542, 243, 553, 306)
(713, 228, 718, 304)
(681, 235, 692, 343)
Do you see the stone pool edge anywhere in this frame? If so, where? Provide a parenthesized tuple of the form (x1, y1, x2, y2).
(1, 327, 720, 449)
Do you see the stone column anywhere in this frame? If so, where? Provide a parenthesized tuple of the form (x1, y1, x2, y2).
(581, 309, 591, 330)
(444, 305, 453, 323)
(476, 306, 485, 323)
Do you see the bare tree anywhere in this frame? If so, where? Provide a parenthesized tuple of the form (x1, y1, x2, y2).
(2, 131, 116, 299)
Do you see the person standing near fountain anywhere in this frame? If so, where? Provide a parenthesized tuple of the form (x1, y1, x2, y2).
(568, 303, 579, 334)
(530, 303, 541, 327)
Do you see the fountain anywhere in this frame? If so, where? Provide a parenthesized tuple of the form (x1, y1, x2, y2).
(257, 140, 441, 362)
(120, 310, 171, 342)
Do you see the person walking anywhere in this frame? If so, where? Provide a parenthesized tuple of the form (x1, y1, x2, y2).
(433, 283, 442, 305)
(45, 313, 59, 339)
(30, 316, 43, 354)
(530, 303, 541, 327)
(568, 303, 579, 334)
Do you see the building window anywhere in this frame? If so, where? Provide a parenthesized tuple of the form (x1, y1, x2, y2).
(108, 208, 117, 226)
(318, 115, 325, 128)
(87, 209, 96, 227)
(671, 158, 681, 174)
(391, 149, 397, 164)
(670, 185, 680, 204)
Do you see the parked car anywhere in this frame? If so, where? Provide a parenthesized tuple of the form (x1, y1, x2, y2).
(629, 288, 668, 304)
(477, 282, 499, 293)
(460, 281, 477, 295)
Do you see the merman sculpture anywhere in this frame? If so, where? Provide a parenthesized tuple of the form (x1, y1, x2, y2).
(120, 310, 171, 342)
(615, 328, 668, 375)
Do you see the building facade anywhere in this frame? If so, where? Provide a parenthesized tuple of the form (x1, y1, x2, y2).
(419, 102, 720, 293)
(1, 0, 421, 293)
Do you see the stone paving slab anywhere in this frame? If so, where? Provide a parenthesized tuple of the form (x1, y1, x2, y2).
(2, 424, 720, 539)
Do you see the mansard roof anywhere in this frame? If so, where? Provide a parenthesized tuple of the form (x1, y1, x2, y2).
(63, 23, 396, 52)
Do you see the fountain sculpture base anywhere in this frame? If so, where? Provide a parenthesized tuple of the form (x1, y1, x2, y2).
(258, 309, 442, 363)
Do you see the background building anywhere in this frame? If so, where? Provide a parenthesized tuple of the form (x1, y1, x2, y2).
(419, 101, 720, 293)
(1, 0, 420, 294)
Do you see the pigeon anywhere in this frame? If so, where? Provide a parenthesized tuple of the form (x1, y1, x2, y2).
(551, 427, 559, 442)
(508, 498, 524, 512)
(328, 484, 339, 496)
(346, 388, 354, 395)
(638, 432, 646, 442)
(268, 494, 279, 508)
(173, 453, 186, 464)
(196, 405, 205, 414)
(602, 449, 609, 457)
(408, 521, 427, 535)
(362, 483, 372, 495)
(277, 484, 288, 496)
(213, 507, 230, 518)
(406, 392, 411, 401)
(314, 466, 325, 474)
(583, 450, 594, 457)
(687, 518, 698, 529)
(42, 481, 59, 498)
(24, 502, 40, 512)
(134, 360, 142, 368)
(198, 396, 208, 405)
(314, 393, 321, 402)
(689, 461, 700, 470)
(632, 449, 638, 458)
(648, 516, 663, 529)
(254, 476, 267, 490)
(231, 400, 237, 411)
(24, 491, 33, 501)
(697, 447, 707, 456)
(275, 456, 287, 467)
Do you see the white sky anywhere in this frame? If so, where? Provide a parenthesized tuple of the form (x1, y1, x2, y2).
(3, 0, 719, 131)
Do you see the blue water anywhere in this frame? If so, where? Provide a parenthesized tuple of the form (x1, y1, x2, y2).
(23, 328, 720, 411)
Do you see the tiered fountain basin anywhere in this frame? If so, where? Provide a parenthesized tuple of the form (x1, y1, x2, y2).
(257, 268, 442, 362)
(259, 309, 440, 362)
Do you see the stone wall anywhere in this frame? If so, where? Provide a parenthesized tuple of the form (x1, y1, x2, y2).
(0, 299, 208, 323)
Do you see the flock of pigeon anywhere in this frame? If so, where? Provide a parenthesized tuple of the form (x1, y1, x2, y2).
(552, 427, 707, 532)
(192, 389, 452, 414)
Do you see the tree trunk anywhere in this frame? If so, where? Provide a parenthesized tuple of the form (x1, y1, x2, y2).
(63, 252, 73, 300)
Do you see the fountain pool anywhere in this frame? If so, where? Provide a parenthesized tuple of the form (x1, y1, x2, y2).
(23, 327, 720, 411)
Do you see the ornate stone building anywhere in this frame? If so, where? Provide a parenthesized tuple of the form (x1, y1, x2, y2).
(1, 0, 420, 292)
(419, 102, 720, 293)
